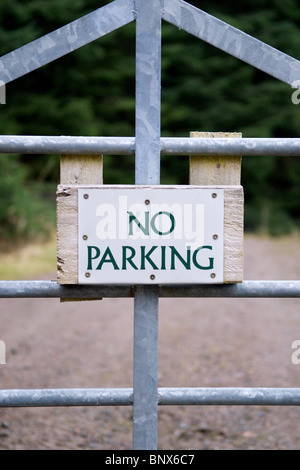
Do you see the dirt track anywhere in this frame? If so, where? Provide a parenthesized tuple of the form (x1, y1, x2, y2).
(1, 234, 300, 450)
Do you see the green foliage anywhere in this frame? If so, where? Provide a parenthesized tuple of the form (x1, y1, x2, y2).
(0, 0, 299, 246)
(0, 157, 55, 249)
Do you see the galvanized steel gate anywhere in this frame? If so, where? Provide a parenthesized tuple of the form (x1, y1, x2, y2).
(0, 0, 300, 450)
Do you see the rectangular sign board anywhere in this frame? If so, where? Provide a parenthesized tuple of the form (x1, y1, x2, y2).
(77, 187, 224, 284)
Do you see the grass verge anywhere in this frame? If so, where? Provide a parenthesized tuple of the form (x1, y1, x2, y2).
(0, 234, 57, 280)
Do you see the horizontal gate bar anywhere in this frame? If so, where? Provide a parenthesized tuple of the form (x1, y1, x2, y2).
(1, 388, 300, 407)
(0, 136, 299, 156)
(158, 388, 300, 406)
(0, 136, 136, 155)
(161, 138, 300, 156)
(0, 280, 300, 298)
(0, 388, 133, 407)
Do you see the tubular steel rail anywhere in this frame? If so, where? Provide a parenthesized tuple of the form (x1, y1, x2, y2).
(1, 388, 300, 407)
(0, 136, 299, 156)
(0, 0, 300, 451)
(1, 279, 300, 298)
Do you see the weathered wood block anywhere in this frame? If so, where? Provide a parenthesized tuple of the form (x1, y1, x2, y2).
(190, 131, 244, 283)
(57, 154, 103, 299)
(189, 131, 242, 186)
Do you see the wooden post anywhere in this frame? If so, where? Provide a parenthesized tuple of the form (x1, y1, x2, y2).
(189, 131, 242, 185)
(60, 154, 103, 185)
(57, 154, 103, 291)
(189, 132, 244, 283)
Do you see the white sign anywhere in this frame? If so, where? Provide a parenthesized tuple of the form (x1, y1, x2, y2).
(78, 187, 224, 284)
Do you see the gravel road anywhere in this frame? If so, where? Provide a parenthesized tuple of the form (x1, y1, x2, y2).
(0, 235, 300, 449)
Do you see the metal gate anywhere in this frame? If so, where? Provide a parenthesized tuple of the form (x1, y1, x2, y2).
(0, 0, 300, 451)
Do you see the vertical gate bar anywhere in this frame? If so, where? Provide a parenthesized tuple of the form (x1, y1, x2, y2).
(133, 286, 159, 449)
(135, 0, 162, 186)
(133, 0, 162, 450)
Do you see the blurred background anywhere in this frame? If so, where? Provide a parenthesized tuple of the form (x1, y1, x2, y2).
(0, 0, 299, 254)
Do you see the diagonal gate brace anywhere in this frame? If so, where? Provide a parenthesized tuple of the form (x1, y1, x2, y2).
(0, 0, 135, 84)
(163, 0, 300, 87)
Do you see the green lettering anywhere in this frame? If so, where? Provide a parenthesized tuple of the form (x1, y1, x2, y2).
(150, 211, 175, 235)
(161, 245, 166, 270)
(170, 246, 191, 270)
(128, 212, 149, 235)
(96, 246, 119, 270)
(140, 246, 159, 270)
(87, 246, 101, 270)
(122, 246, 138, 270)
(193, 246, 214, 270)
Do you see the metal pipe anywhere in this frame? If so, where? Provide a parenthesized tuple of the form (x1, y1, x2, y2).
(0, 281, 133, 298)
(158, 388, 300, 406)
(0, 136, 136, 155)
(133, 286, 159, 449)
(133, 0, 162, 451)
(1, 280, 300, 298)
(161, 138, 300, 156)
(1, 387, 300, 407)
(0, 388, 133, 407)
(163, 0, 300, 88)
(0, 136, 299, 156)
(0, 0, 135, 85)
(160, 280, 300, 298)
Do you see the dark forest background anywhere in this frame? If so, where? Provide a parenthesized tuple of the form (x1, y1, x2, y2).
(0, 0, 299, 248)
